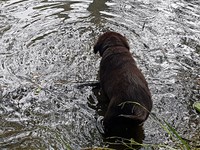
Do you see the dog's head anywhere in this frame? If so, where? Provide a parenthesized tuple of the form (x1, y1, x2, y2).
(94, 31, 130, 56)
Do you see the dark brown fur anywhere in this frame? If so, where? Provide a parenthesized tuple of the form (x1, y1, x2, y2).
(94, 31, 152, 133)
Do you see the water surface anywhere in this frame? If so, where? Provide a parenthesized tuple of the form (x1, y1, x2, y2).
(0, 0, 200, 149)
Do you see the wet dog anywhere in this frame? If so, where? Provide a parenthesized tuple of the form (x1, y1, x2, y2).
(94, 31, 152, 134)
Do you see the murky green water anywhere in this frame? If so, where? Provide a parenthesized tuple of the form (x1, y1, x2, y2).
(0, 0, 200, 149)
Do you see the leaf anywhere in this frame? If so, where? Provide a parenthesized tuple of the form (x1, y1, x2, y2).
(193, 102, 200, 113)
(34, 87, 42, 95)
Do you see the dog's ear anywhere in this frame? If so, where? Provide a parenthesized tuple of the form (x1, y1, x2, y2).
(93, 41, 100, 54)
(94, 43, 107, 56)
(93, 36, 107, 56)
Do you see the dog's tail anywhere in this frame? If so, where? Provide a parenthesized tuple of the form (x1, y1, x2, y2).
(118, 112, 147, 126)
(117, 101, 150, 125)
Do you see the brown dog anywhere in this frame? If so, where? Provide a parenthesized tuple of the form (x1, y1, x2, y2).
(94, 31, 152, 133)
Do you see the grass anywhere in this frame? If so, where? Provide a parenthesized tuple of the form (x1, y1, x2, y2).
(37, 101, 197, 150)
(85, 101, 193, 150)
(111, 101, 192, 150)
(120, 115, 191, 150)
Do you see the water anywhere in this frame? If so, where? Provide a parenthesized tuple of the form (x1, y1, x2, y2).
(0, 0, 200, 149)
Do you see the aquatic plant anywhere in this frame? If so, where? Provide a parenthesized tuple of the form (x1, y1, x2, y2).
(109, 101, 191, 150)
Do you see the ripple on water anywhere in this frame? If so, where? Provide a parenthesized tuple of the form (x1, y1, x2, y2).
(0, 0, 200, 149)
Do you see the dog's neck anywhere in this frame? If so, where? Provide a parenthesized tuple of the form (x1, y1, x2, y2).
(102, 46, 130, 58)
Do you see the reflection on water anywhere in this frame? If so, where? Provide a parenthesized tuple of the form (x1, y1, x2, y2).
(0, 0, 200, 149)
(88, 0, 110, 24)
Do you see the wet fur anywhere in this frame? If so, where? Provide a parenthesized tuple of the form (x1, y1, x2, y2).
(94, 31, 152, 133)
